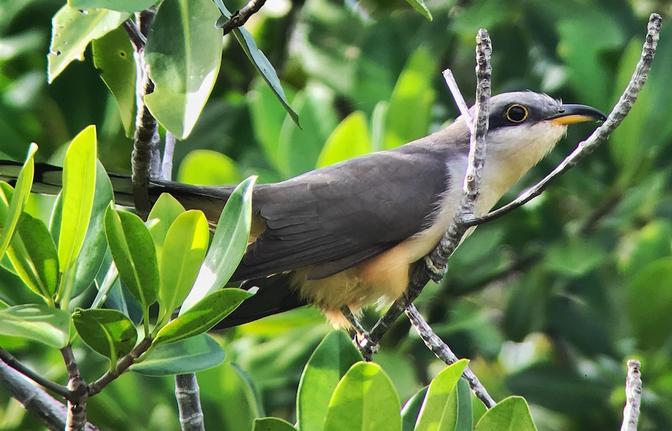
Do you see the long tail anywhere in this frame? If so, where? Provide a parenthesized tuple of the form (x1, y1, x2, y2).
(0, 161, 234, 222)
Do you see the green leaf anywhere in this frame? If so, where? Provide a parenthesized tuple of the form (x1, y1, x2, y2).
(200, 362, 263, 428)
(404, 0, 432, 21)
(181, 176, 256, 311)
(155, 288, 252, 344)
(454, 379, 473, 431)
(57, 125, 98, 304)
(212, 0, 298, 126)
(69, 0, 159, 13)
(627, 258, 672, 349)
(92, 26, 136, 136)
(104, 207, 159, 312)
(317, 112, 372, 168)
(415, 359, 469, 431)
(72, 308, 137, 366)
(0, 304, 70, 348)
(144, 0, 223, 139)
(131, 334, 225, 375)
(383, 47, 436, 149)
(401, 386, 428, 431)
(158, 210, 209, 324)
(543, 238, 606, 278)
(324, 362, 401, 431)
(253, 417, 297, 431)
(147, 193, 186, 259)
(178, 150, 242, 186)
(297, 331, 363, 431)
(47, 5, 129, 83)
(474, 396, 537, 431)
(7, 214, 59, 299)
(0, 143, 37, 263)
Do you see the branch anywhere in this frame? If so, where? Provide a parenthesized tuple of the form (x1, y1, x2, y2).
(61, 346, 88, 431)
(464, 13, 662, 228)
(621, 360, 642, 431)
(406, 304, 496, 408)
(0, 348, 72, 401)
(122, 19, 146, 51)
(175, 374, 205, 431)
(361, 28, 492, 356)
(88, 338, 152, 396)
(161, 132, 176, 181)
(217, 0, 267, 35)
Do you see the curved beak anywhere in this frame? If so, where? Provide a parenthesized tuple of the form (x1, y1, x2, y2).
(548, 104, 607, 125)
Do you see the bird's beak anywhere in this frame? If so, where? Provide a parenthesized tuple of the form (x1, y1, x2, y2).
(548, 104, 607, 125)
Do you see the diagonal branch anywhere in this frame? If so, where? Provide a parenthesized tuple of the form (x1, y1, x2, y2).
(217, 0, 267, 35)
(464, 13, 662, 227)
(0, 348, 72, 401)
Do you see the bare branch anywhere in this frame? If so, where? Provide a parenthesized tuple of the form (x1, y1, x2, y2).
(406, 304, 496, 408)
(122, 19, 146, 51)
(0, 348, 72, 401)
(621, 360, 643, 431)
(442, 69, 473, 130)
(161, 132, 176, 181)
(88, 338, 153, 396)
(61, 346, 88, 431)
(464, 13, 662, 227)
(175, 374, 205, 431)
(217, 0, 267, 35)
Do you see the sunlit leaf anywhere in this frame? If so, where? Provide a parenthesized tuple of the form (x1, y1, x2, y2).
(69, 0, 159, 13)
(415, 359, 469, 431)
(158, 210, 209, 324)
(404, 0, 432, 21)
(92, 26, 136, 135)
(0, 304, 70, 348)
(178, 150, 241, 186)
(324, 362, 401, 431)
(253, 417, 297, 431)
(48, 5, 129, 82)
(72, 308, 137, 366)
(401, 386, 428, 431)
(474, 396, 537, 431)
(147, 193, 186, 259)
(297, 331, 363, 431)
(131, 333, 225, 375)
(144, 0, 223, 139)
(181, 176, 255, 311)
(317, 112, 371, 168)
(155, 288, 252, 344)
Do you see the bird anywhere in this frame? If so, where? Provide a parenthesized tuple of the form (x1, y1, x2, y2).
(0, 91, 605, 328)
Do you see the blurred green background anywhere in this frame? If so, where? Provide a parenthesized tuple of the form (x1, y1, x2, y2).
(2, 0, 672, 430)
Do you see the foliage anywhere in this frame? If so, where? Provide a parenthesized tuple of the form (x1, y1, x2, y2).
(0, 0, 671, 430)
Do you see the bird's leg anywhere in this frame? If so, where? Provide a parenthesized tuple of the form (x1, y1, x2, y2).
(340, 306, 378, 361)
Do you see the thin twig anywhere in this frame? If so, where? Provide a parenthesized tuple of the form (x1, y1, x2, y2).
(0, 359, 99, 431)
(0, 348, 72, 401)
(464, 13, 662, 228)
(122, 19, 146, 51)
(88, 338, 152, 396)
(621, 360, 642, 431)
(175, 374, 205, 431)
(218, 0, 267, 35)
(406, 304, 496, 408)
(161, 132, 176, 181)
(443, 69, 473, 129)
(60, 346, 88, 431)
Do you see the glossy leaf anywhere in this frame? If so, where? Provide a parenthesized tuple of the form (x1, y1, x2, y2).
(297, 330, 363, 431)
(158, 210, 209, 324)
(7, 214, 59, 299)
(178, 150, 242, 186)
(324, 362, 401, 431)
(0, 143, 37, 262)
(401, 386, 428, 431)
(58, 125, 97, 299)
(144, 0, 223, 139)
(213, 0, 298, 126)
(155, 288, 252, 345)
(454, 379, 473, 431)
(47, 5, 129, 82)
(0, 304, 70, 348)
(474, 396, 537, 431)
(181, 176, 256, 311)
(404, 0, 432, 21)
(253, 417, 297, 431)
(131, 334, 225, 375)
(317, 112, 371, 168)
(92, 26, 136, 135)
(69, 0, 159, 12)
(415, 359, 469, 431)
(104, 207, 159, 311)
(147, 193, 186, 259)
(627, 258, 672, 349)
(383, 47, 436, 149)
(72, 308, 137, 365)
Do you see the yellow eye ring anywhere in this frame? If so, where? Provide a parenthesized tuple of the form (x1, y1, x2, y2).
(505, 104, 528, 123)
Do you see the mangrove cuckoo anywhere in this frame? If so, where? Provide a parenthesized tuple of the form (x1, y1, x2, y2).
(0, 92, 605, 328)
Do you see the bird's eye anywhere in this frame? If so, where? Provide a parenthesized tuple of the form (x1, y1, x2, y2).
(505, 104, 528, 123)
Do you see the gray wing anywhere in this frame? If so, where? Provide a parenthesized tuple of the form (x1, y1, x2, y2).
(231, 141, 452, 281)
